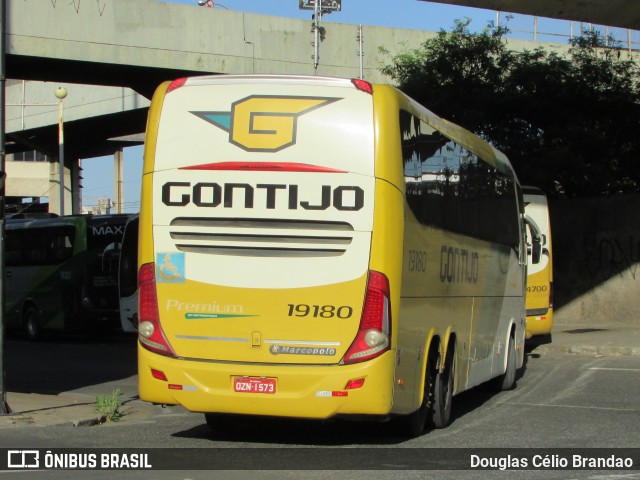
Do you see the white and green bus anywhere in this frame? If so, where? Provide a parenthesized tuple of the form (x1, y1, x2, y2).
(5, 214, 131, 339)
(137, 75, 529, 436)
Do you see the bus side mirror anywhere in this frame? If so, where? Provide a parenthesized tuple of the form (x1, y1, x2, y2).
(524, 214, 543, 265)
(531, 236, 542, 265)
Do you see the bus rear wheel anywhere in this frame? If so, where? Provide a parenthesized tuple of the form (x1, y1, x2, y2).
(433, 347, 454, 428)
(24, 306, 42, 341)
(397, 351, 437, 437)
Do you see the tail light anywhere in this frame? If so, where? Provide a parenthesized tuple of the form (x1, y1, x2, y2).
(342, 271, 391, 364)
(549, 281, 554, 309)
(138, 262, 176, 357)
(166, 77, 187, 93)
(352, 79, 373, 95)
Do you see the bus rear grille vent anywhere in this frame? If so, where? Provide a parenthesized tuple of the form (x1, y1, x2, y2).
(168, 217, 354, 257)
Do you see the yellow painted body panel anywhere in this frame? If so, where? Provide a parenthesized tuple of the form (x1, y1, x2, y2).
(525, 269, 554, 338)
(155, 275, 368, 364)
(139, 345, 395, 418)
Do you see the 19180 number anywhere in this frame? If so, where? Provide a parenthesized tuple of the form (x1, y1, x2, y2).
(409, 249, 427, 272)
(287, 304, 353, 318)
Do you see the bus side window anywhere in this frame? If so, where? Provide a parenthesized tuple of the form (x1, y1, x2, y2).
(52, 247, 73, 262)
(30, 249, 47, 263)
(5, 230, 24, 266)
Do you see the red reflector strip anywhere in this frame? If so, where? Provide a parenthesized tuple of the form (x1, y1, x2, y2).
(168, 384, 197, 391)
(151, 369, 167, 381)
(179, 162, 346, 173)
(316, 390, 349, 397)
(345, 378, 365, 390)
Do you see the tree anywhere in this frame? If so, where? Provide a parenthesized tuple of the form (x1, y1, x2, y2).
(380, 20, 640, 198)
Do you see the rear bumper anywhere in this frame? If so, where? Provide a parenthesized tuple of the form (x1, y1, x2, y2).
(138, 344, 395, 419)
(525, 310, 553, 338)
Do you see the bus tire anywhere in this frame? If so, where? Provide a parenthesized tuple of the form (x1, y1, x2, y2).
(397, 350, 437, 437)
(433, 347, 454, 428)
(24, 305, 42, 341)
(493, 332, 517, 391)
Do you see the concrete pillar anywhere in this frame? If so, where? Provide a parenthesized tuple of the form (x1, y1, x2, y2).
(48, 159, 70, 216)
(114, 148, 124, 214)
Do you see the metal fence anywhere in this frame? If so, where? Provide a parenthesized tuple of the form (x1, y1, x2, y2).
(496, 12, 640, 53)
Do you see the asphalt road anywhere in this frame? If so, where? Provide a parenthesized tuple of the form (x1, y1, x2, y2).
(1, 334, 640, 479)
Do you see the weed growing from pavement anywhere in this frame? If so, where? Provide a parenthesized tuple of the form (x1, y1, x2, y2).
(95, 389, 125, 422)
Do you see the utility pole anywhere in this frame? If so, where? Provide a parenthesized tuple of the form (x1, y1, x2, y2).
(0, 0, 10, 415)
(357, 24, 364, 79)
(299, 1, 341, 73)
(313, 0, 320, 72)
(55, 87, 67, 216)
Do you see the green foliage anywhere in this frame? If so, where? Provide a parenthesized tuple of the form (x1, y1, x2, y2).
(380, 20, 640, 198)
(95, 389, 125, 423)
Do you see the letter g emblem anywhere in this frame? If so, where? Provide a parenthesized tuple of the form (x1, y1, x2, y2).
(192, 95, 341, 152)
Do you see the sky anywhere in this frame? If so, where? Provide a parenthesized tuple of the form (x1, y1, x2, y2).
(78, 0, 608, 213)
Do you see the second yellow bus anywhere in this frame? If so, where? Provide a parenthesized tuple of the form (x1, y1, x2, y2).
(523, 186, 554, 338)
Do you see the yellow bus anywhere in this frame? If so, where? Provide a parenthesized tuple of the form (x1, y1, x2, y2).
(137, 75, 528, 436)
(523, 186, 554, 339)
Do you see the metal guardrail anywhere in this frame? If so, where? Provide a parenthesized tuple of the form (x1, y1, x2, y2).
(496, 12, 640, 53)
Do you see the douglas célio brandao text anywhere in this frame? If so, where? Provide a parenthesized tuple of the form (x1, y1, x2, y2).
(470, 454, 634, 470)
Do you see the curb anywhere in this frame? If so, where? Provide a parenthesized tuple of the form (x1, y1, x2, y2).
(534, 344, 640, 356)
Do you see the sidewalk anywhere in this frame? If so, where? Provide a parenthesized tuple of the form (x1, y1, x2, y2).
(1, 389, 161, 429)
(531, 321, 640, 356)
(1, 322, 638, 428)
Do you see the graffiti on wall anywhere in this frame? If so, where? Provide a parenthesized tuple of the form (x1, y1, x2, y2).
(584, 235, 640, 281)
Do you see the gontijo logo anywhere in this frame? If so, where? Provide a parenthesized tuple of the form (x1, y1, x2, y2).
(191, 95, 341, 152)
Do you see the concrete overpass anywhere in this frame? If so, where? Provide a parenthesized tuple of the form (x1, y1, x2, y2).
(419, 0, 640, 31)
(8, 0, 443, 212)
(6, 0, 446, 162)
(11, 0, 633, 162)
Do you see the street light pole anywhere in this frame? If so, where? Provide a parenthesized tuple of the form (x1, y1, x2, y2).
(0, 0, 9, 416)
(313, 0, 321, 72)
(54, 87, 67, 216)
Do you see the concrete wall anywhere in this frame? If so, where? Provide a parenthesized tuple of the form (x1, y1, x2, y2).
(551, 194, 640, 325)
(5, 161, 51, 197)
(6, 0, 437, 84)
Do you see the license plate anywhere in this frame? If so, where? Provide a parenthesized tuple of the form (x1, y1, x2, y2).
(233, 377, 276, 394)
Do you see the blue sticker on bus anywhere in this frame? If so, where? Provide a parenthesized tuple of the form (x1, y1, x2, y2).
(156, 252, 185, 283)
